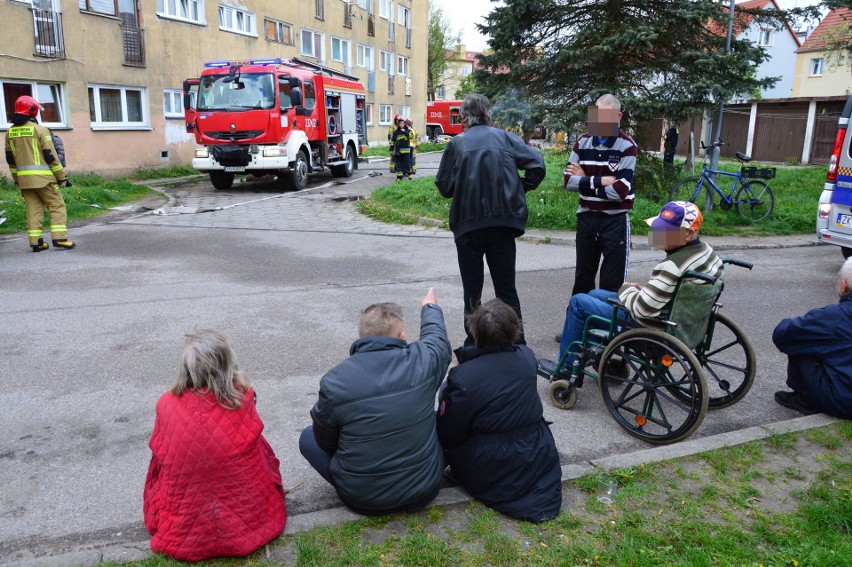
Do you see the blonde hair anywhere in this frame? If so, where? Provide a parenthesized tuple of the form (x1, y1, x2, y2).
(171, 329, 250, 409)
(359, 303, 405, 338)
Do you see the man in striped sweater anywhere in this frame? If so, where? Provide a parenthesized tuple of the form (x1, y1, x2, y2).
(541, 201, 723, 376)
(565, 94, 637, 298)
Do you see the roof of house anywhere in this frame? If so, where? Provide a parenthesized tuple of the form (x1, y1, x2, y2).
(796, 7, 852, 53)
(711, 0, 801, 48)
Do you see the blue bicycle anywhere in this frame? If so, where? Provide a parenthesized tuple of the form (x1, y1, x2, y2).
(669, 141, 776, 221)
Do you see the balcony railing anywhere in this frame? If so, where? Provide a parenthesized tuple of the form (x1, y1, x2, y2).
(406, 28, 412, 49)
(367, 71, 375, 93)
(31, 8, 65, 59)
(122, 24, 145, 67)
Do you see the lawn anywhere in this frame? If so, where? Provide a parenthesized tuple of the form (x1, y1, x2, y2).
(359, 149, 828, 238)
(0, 165, 198, 235)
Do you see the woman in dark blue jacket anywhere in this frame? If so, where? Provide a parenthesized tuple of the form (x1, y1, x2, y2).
(436, 299, 562, 522)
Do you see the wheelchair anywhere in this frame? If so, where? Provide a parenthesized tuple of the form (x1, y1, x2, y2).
(537, 259, 755, 445)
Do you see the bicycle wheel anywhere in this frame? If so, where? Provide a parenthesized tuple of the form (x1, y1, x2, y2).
(670, 177, 714, 212)
(697, 313, 756, 409)
(735, 180, 774, 221)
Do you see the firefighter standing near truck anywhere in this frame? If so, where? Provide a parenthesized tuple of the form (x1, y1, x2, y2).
(388, 114, 402, 173)
(405, 117, 420, 176)
(391, 117, 414, 181)
(4, 96, 75, 252)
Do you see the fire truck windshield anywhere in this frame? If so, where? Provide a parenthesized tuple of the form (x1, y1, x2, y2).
(197, 73, 276, 111)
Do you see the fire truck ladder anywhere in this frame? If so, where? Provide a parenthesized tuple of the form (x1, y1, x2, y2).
(288, 57, 360, 83)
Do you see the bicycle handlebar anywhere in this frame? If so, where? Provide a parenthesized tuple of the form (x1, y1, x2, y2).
(722, 258, 753, 270)
(700, 139, 725, 150)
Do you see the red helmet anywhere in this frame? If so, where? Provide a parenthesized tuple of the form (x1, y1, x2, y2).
(15, 96, 42, 117)
(393, 114, 402, 122)
(405, 117, 413, 126)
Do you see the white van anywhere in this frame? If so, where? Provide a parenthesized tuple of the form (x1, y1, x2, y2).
(817, 96, 852, 259)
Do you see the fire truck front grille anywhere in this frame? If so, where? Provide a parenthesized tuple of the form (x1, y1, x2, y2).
(207, 130, 264, 142)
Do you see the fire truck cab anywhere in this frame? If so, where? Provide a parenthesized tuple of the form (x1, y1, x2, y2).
(426, 100, 464, 142)
(184, 57, 367, 191)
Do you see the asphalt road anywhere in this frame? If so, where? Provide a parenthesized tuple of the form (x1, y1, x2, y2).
(0, 152, 842, 564)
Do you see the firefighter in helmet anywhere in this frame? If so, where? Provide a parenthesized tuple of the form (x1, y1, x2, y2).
(405, 117, 419, 177)
(388, 114, 402, 173)
(4, 95, 75, 252)
(390, 116, 414, 182)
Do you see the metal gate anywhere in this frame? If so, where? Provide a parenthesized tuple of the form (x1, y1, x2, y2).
(810, 101, 846, 165)
(751, 102, 809, 163)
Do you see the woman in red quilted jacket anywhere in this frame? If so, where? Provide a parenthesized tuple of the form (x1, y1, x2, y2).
(143, 329, 287, 561)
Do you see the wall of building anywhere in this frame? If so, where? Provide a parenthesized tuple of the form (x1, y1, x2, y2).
(0, 0, 428, 177)
(792, 51, 852, 98)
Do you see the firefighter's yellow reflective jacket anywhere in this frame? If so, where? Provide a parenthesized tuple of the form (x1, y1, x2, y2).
(4, 118, 66, 189)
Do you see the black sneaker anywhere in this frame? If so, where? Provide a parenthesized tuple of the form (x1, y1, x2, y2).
(774, 390, 819, 416)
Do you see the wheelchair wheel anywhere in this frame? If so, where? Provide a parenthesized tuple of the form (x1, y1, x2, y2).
(696, 313, 756, 409)
(549, 379, 577, 410)
(598, 328, 708, 445)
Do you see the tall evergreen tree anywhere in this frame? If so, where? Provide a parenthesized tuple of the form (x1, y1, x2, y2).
(474, 0, 822, 132)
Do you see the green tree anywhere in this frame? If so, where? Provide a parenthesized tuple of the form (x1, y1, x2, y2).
(427, 7, 461, 101)
(473, 0, 828, 137)
(455, 74, 478, 99)
(491, 89, 544, 142)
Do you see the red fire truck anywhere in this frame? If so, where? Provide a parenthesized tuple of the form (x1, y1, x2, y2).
(184, 57, 367, 191)
(426, 100, 464, 141)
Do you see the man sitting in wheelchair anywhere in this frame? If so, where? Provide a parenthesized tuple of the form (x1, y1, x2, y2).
(540, 201, 724, 380)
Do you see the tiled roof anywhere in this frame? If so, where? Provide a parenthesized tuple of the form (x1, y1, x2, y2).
(710, 0, 801, 47)
(797, 8, 852, 53)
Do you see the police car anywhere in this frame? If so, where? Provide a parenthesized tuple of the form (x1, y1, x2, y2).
(817, 96, 852, 259)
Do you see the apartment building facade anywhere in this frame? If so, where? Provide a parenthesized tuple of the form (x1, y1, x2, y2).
(0, 0, 428, 176)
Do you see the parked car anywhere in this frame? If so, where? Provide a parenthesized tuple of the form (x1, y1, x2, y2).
(817, 95, 852, 259)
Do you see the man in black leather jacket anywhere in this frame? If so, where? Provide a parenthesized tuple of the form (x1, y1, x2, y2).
(435, 93, 546, 346)
(299, 288, 452, 515)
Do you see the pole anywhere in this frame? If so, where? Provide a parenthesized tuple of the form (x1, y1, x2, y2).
(710, 0, 737, 174)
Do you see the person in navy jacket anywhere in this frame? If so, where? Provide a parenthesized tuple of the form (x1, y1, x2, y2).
(436, 299, 562, 522)
(772, 258, 852, 419)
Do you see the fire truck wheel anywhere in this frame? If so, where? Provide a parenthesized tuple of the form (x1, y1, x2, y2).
(432, 125, 443, 142)
(331, 145, 355, 178)
(210, 171, 235, 190)
(281, 150, 309, 191)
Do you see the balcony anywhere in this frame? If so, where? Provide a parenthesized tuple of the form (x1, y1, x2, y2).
(31, 8, 65, 59)
(122, 24, 145, 67)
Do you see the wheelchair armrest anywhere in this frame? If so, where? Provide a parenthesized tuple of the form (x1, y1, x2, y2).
(607, 297, 623, 306)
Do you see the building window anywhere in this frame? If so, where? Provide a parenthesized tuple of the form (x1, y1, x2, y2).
(301, 29, 324, 60)
(365, 103, 373, 125)
(397, 5, 409, 27)
(379, 49, 393, 73)
(356, 0, 372, 11)
(379, 0, 392, 20)
(437, 85, 445, 99)
(357, 44, 374, 69)
(810, 58, 824, 76)
(315, 0, 323, 20)
(1, 80, 66, 127)
(88, 84, 148, 129)
(757, 28, 773, 47)
(461, 66, 470, 77)
(396, 55, 409, 76)
(265, 18, 293, 44)
(379, 103, 391, 125)
(397, 105, 410, 119)
(156, 0, 204, 24)
(219, 4, 256, 36)
(331, 37, 351, 65)
(79, 0, 118, 17)
(163, 89, 184, 118)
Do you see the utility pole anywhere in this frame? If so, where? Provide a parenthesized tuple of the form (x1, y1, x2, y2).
(710, 0, 737, 173)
